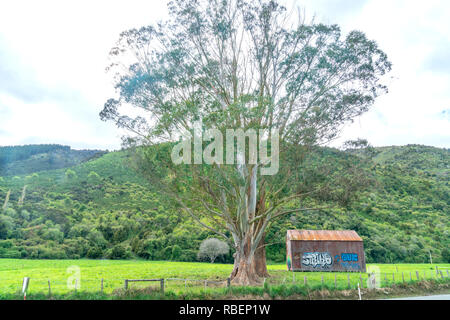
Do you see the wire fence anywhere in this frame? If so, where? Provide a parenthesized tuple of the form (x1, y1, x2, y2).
(2, 267, 449, 297)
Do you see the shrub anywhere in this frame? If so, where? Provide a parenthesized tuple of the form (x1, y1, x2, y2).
(87, 246, 103, 259)
(197, 238, 229, 263)
(108, 244, 129, 260)
(171, 245, 182, 260)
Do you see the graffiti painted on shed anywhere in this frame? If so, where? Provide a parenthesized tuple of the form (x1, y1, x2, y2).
(334, 253, 361, 270)
(301, 252, 333, 269)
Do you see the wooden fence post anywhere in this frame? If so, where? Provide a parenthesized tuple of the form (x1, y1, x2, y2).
(440, 271, 444, 280)
(204, 280, 207, 291)
(101, 278, 104, 293)
(446, 270, 449, 277)
(435, 266, 439, 275)
(416, 271, 420, 281)
(384, 273, 387, 283)
(321, 275, 324, 287)
(124, 280, 128, 290)
(402, 272, 404, 283)
(409, 272, 412, 281)
(392, 273, 395, 283)
(160, 279, 165, 294)
(334, 274, 337, 289)
(347, 274, 350, 289)
(227, 278, 231, 288)
(48, 280, 51, 297)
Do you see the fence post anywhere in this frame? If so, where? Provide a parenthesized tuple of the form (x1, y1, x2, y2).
(359, 275, 363, 289)
(402, 272, 404, 283)
(334, 274, 337, 289)
(416, 271, 420, 281)
(440, 271, 444, 280)
(204, 280, 207, 291)
(22, 277, 30, 295)
(101, 278, 104, 293)
(160, 279, 164, 294)
(392, 273, 395, 283)
(227, 277, 231, 288)
(409, 272, 412, 281)
(347, 274, 350, 289)
(436, 266, 439, 275)
(321, 275, 324, 287)
(357, 282, 361, 300)
(447, 270, 449, 277)
(48, 280, 51, 297)
(304, 276, 307, 286)
(124, 280, 128, 290)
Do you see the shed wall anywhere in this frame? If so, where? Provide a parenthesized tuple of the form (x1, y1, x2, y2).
(287, 240, 366, 272)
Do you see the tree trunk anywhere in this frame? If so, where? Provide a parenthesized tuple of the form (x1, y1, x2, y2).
(231, 252, 239, 279)
(231, 251, 262, 285)
(254, 234, 270, 278)
(230, 234, 269, 285)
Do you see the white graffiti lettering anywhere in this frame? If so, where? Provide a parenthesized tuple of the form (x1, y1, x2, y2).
(301, 252, 333, 268)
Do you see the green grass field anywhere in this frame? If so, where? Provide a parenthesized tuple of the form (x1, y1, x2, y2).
(1, 259, 449, 298)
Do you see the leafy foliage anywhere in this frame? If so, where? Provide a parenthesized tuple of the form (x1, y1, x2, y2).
(0, 144, 448, 263)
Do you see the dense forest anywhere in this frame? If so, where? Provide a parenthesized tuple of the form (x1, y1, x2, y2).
(0, 144, 105, 176)
(0, 144, 448, 264)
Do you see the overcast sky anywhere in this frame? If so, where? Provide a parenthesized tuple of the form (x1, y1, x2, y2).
(0, 0, 449, 150)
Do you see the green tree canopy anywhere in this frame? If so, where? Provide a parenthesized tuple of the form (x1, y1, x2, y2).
(101, 0, 391, 284)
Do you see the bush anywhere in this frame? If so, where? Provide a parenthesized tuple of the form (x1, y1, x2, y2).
(171, 245, 182, 260)
(197, 238, 229, 263)
(442, 248, 450, 263)
(108, 244, 129, 260)
(87, 246, 103, 259)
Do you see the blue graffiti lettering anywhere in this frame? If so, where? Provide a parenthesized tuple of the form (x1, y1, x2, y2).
(341, 253, 358, 262)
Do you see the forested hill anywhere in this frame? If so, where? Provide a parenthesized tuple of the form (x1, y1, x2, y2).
(0, 144, 448, 264)
(0, 144, 106, 176)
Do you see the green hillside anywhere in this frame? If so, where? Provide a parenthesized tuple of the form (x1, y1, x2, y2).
(0, 144, 105, 176)
(0, 144, 448, 264)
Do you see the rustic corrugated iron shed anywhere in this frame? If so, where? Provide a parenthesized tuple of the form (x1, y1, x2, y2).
(287, 230, 363, 242)
(286, 229, 366, 272)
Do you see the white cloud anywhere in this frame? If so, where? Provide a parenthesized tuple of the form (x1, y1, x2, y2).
(0, 0, 169, 150)
(0, 0, 449, 149)
(297, 0, 450, 148)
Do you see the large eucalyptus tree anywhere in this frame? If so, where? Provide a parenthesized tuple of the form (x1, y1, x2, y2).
(100, 0, 391, 284)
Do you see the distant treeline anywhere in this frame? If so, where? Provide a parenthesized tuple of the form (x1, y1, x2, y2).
(0, 144, 105, 176)
(0, 144, 70, 164)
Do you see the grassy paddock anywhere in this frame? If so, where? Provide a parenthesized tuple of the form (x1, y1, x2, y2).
(1, 259, 449, 297)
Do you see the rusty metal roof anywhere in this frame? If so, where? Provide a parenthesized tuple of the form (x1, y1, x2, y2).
(286, 230, 363, 242)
